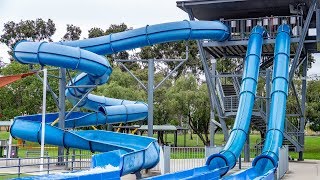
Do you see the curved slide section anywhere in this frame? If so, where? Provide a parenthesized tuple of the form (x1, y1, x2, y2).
(10, 20, 230, 178)
(224, 24, 291, 180)
(147, 26, 266, 180)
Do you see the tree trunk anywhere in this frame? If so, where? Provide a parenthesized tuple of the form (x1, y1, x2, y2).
(187, 113, 208, 146)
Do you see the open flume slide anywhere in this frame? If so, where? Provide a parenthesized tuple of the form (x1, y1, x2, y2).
(10, 20, 230, 179)
(224, 24, 291, 180)
(147, 26, 266, 180)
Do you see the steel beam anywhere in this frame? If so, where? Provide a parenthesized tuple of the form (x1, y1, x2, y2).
(58, 68, 66, 164)
(244, 131, 250, 162)
(154, 60, 186, 90)
(289, 0, 317, 84)
(203, 38, 300, 47)
(118, 62, 147, 91)
(317, 8, 320, 48)
(35, 73, 59, 108)
(298, 55, 308, 161)
(265, 68, 271, 124)
(186, 8, 229, 141)
(210, 58, 217, 147)
(291, 81, 304, 117)
(147, 59, 154, 137)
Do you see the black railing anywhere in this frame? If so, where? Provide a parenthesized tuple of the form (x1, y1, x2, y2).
(221, 15, 303, 40)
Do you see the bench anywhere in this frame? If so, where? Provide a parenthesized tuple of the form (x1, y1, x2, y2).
(25, 150, 49, 157)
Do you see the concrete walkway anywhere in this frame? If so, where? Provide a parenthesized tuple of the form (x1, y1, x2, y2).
(282, 160, 319, 179)
(0, 158, 318, 179)
(122, 160, 320, 179)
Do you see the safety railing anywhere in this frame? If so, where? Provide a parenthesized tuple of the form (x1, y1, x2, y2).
(285, 119, 304, 148)
(221, 15, 303, 40)
(170, 147, 205, 173)
(0, 152, 93, 179)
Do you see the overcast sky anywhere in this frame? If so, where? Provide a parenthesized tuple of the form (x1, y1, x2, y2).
(0, 0, 319, 75)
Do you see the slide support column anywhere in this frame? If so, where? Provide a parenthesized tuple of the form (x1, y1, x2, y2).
(148, 59, 154, 137)
(58, 68, 66, 164)
(244, 132, 250, 162)
(298, 55, 307, 161)
(210, 58, 217, 147)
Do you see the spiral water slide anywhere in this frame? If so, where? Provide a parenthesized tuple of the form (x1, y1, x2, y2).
(225, 24, 291, 180)
(148, 26, 266, 180)
(10, 20, 230, 179)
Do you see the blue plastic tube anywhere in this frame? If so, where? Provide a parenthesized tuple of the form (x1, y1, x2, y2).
(206, 26, 266, 176)
(13, 20, 230, 122)
(11, 20, 230, 177)
(253, 24, 291, 174)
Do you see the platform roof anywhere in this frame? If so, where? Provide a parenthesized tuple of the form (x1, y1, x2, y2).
(176, 0, 313, 20)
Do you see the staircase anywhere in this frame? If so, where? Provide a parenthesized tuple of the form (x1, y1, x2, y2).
(221, 84, 239, 112)
(283, 120, 304, 152)
(216, 72, 303, 153)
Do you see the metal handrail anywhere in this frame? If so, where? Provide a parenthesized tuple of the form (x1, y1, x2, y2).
(215, 71, 226, 113)
(220, 15, 303, 40)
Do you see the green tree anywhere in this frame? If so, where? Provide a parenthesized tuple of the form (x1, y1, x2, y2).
(62, 24, 81, 41)
(0, 62, 58, 120)
(306, 80, 320, 132)
(0, 19, 56, 60)
(166, 74, 211, 146)
(139, 41, 200, 78)
(88, 23, 141, 71)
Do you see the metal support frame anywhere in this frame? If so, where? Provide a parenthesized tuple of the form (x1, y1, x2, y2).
(291, 81, 304, 117)
(210, 58, 217, 147)
(186, 8, 229, 141)
(114, 55, 188, 138)
(289, 0, 317, 84)
(65, 87, 96, 120)
(298, 54, 308, 161)
(58, 68, 66, 164)
(265, 68, 271, 125)
(244, 130, 250, 162)
(35, 73, 59, 108)
(147, 59, 154, 137)
(317, 8, 320, 48)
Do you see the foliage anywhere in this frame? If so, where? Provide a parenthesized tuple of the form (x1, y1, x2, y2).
(0, 19, 56, 60)
(62, 24, 81, 41)
(306, 80, 320, 132)
(139, 41, 201, 78)
(94, 66, 146, 102)
(0, 62, 58, 120)
(88, 23, 130, 64)
(166, 75, 211, 146)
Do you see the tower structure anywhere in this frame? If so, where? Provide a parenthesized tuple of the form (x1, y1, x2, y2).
(177, 0, 320, 160)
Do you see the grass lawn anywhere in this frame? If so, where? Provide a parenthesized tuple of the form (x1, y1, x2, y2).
(0, 173, 29, 179)
(0, 131, 319, 160)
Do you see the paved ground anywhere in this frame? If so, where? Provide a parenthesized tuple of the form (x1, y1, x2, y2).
(0, 158, 319, 179)
(122, 160, 320, 179)
(282, 160, 319, 180)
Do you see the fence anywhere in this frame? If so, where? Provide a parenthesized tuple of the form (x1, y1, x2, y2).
(0, 145, 288, 179)
(0, 148, 93, 179)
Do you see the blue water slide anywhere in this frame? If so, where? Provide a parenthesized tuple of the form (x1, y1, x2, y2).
(206, 25, 266, 175)
(224, 24, 291, 180)
(146, 26, 266, 180)
(253, 24, 291, 176)
(10, 20, 230, 179)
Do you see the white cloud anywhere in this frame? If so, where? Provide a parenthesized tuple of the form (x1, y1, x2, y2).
(0, 0, 188, 62)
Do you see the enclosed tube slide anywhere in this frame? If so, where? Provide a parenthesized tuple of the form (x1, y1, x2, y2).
(206, 25, 266, 175)
(10, 20, 230, 178)
(253, 24, 291, 175)
(147, 26, 266, 180)
(224, 24, 291, 180)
